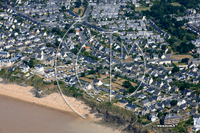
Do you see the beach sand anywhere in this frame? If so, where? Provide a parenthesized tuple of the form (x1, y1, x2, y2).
(0, 83, 97, 121)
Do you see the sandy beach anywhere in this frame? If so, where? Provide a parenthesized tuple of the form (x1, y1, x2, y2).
(0, 83, 97, 121)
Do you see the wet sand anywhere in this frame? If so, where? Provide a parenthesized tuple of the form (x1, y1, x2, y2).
(0, 95, 120, 133)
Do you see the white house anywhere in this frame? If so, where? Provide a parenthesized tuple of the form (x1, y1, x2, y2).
(161, 54, 166, 59)
(93, 79, 103, 86)
(148, 113, 158, 122)
(149, 78, 153, 85)
(86, 84, 93, 90)
(20, 64, 30, 73)
(1, 59, 12, 67)
(0, 51, 10, 58)
(177, 99, 186, 106)
(35, 64, 44, 73)
(36, 54, 44, 61)
(158, 59, 171, 65)
(76, 28, 79, 35)
(193, 114, 200, 131)
(153, 54, 159, 60)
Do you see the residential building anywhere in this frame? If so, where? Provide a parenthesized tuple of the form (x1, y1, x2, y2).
(193, 114, 200, 131)
(161, 114, 180, 125)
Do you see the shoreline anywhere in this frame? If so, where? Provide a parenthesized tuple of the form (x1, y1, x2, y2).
(0, 83, 99, 122)
(0, 93, 78, 118)
(0, 93, 121, 133)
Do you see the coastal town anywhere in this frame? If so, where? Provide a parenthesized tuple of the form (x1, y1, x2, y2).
(0, 0, 200, 132)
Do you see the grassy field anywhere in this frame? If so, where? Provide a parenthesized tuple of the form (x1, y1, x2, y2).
(73, 6, 85, 16)
(111, 78, 137, 92)
(80, 77, 93, 83)
(116, 78, 137, 86)
(174, 62, 187, 66)
(25, 75, 56, 90)
(111, 82, 124, 91)
(171, 2, 181, 6)
(135, 7, 151, 12)
(170, 54, 193, 60)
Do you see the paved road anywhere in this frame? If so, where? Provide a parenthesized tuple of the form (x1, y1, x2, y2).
(79, 31, 87, 43)
(83, 5, 91, 22)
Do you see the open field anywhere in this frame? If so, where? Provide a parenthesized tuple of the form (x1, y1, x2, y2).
(73, 6, 85, 16)
(99, 74, 107, 80)
(170, 54, 193, 60)
(123, 56, 135, 62)
(111, 82, 124, 91)
(111, 78, 138, 91)
(80, 77, 94, 83)
(135, 7, 151, 12)
(116, 78, 137, 86)
(113, 102, 126, 108)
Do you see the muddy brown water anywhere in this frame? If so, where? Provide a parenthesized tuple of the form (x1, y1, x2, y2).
(0, 96, 120, 133)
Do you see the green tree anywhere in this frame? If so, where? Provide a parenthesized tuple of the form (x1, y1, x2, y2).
(89, 69, 95, 74)
(24, 58, 35, 68)
(81, 73, 85, 77)
(83, 0, 88, 8)
(158, 112, 163, 118)
(177, 42, 195, 54)
(66, 60, 72, 64)
(52, 27, 61, 35)
(55, 38, 60, 47)
(83, 51, 90, 56)
(14, 28, 20, 33)
(181, 58, 189, 63)
(122, 81, 132, 88)
(186, 116, 193, 125)
(117, 36, 121, 42)
(172, 65, 180, 73)
(161, 45, 167, 51)
(198, 64, 200, 69)
(71, 49, 78, 54)
(78, 9, 82, 15)
(171, 100, 177, 106)
(62, 6, 66, 11)
(75, 0, 81, 8)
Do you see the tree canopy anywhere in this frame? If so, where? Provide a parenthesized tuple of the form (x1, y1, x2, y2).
(177, 42, 195, 54)
(123, 81, 136, 93)
(172, 65, 180, 73)
(171, 100, 177, 106)
(142, 0, 198, 52)
(75, 0, 81, 8)
(181, 58, 189, 63)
